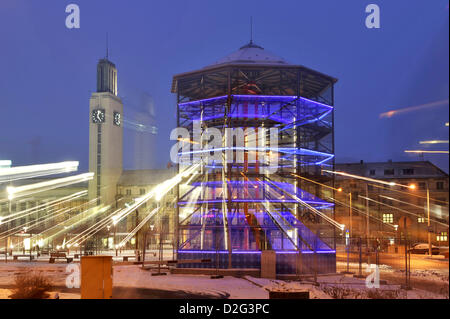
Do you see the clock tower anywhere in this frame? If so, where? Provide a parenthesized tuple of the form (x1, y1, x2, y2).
(88, 57, 123, 207)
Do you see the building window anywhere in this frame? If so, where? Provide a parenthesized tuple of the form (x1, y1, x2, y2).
(437, 232, 448, 242)
(418, 215, 426, 223)
(402, 168, 414, 175)
(419, 182, 426, 190)
(382, 213, 393, 224)
(436, 181, 444, 190)
(126, 189, 131, 196)
(369, 169, 376, 176)
(384, 169, 394, 176)
(140, 188, 146, 195)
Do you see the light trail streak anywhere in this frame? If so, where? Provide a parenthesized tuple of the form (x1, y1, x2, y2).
(0, 190, 87, 223)
(359, 195, 449, 227)
(117, 207, 161, 248)
(322, 170, 415, 189)
(239, 173, 298, 248)
(3, 199, 100, 249)
(67, 208, 120, 247)
(379, 195, 426, 210)
(404, 150, 449, 154)
(368, 183, 449, 205)
(179, 189, 203, 224)
(290, 173, 343, 192)
(327, 196, 396, 229)
(36, 204, 110, 245)
(177, 137, 199, 145)
(0, 206, 70, 240)
(379, 99, 449, 118)
(0, 161, 79, 183)
(265, 178, 344, 230)
(122, 118, 157, 134)
(419, 140, 449, 145)
(0, 160, 12, 167)
(112, 164, 199, 225)
(6, 173, 93, 200)
(378, 195, 448, 219)
(0, 199, 97, 241)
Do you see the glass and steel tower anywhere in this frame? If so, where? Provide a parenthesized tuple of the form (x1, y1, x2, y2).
(171, 41, 338, 274)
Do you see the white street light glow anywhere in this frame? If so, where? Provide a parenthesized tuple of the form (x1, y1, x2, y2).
(0, 160, 12, 167)
(0, 161, 79, 183)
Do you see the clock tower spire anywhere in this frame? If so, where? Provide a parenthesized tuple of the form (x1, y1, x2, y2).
(89, 55, 123, 207)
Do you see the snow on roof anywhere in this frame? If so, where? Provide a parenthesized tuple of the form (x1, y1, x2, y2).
(208, 41, 290, 67)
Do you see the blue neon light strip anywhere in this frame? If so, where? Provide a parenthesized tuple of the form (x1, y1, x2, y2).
(178, 147, 333, 158)
(179, 95, 333, 110)
(183, 180, 334, 207)
(178, 199, 334, 206)
(178, 250, 336, 254)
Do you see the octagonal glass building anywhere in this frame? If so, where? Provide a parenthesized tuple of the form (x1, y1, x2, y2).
(171, 42, 338, 274)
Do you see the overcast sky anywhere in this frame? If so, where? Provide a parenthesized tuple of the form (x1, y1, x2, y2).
(0, 0, 448, 172)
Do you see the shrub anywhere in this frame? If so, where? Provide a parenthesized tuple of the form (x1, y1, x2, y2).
(366, 288, 401, 299)
(9, 272, 53, 299)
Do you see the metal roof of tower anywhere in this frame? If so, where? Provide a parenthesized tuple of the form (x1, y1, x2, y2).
(209, 41, 290, 67)
(171, 41, 337, 98)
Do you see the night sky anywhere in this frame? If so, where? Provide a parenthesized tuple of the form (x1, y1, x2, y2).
(0, 0, 448, 172)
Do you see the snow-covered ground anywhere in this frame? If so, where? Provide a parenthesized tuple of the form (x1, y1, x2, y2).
(0, 262, 447, 299)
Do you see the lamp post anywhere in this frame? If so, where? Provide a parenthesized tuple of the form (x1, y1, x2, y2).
(114, 223, 117, 257)
(409, 181, 432, 256)
(349, 192, 352, 238)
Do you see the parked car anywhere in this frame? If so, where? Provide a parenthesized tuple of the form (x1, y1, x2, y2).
(409, 243, 440, 255)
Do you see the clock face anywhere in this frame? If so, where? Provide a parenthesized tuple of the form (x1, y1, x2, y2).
(113, 112, 121, 126)
(92, 109, 105, 123)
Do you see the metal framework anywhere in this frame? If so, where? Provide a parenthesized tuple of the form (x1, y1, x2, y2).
(171, 43, 338, 274)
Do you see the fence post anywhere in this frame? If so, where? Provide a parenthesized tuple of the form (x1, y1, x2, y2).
(354, 237, 365, 278)
(342, 232, 353, 274)
(402, 220, 411, 290)
(346, 238, 350, 273)
(313, 231, 318, 286)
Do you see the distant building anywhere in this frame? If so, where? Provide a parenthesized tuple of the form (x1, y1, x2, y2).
(334, 160, 449, 245)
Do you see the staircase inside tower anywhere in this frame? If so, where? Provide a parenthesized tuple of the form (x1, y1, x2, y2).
(176, 94, 336, 274)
